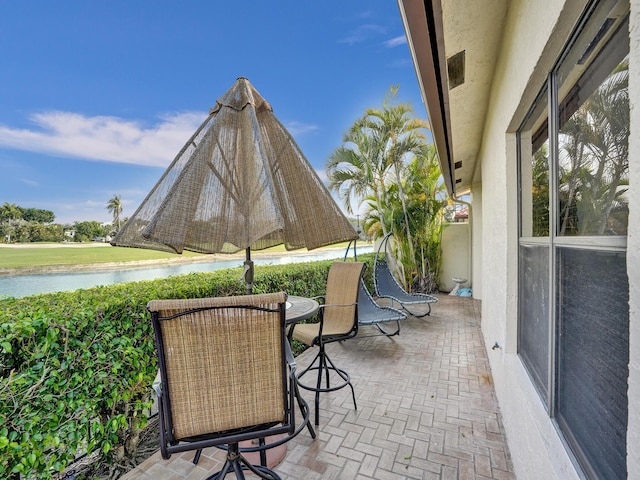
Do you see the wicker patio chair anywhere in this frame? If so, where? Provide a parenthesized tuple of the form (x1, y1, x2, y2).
(374, 233, 438, 317)
(148, 292, 311, 480)
(291, 261, 364, 425)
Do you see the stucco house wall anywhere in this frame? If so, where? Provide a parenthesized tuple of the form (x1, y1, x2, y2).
(400, 0, 637, 475)
(439, 222, 470, 293)
(470, 183, 483, 300)
(471, 0, 640, 477)
(470, 0, 633, 478)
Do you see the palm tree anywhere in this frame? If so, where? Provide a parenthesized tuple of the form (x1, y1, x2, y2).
(106, 195, 123, 232)
(405, 145, 447, 292)
(0, 202, 22, 222)
(327, 115, 389, 223)
(583, 59, 629, 235)
(359, 86, 430, 253)
(382, 144, 446, 293)
(327, 87, 447, 293)
(327, 86, 429, 239)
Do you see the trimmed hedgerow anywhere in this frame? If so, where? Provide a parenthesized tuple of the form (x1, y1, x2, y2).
(0, 255, 374, 479)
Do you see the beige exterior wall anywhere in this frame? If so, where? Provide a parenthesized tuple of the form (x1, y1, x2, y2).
(439, 222, 470, 293)
(403, 0, 638, 474)
(471, 0, 605, 478)
(470, 0, 640, 476)
(470, 184, 483, 300)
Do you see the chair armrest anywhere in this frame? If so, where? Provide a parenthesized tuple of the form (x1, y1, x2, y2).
(311, 295, 325, 304)
(152, 370, 162, 396)
(316, 301, 358, 337)
(317, 301, 358, 321)
(318, 302, 357, 309)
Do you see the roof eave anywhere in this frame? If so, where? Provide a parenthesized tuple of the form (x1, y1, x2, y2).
(398, 0, 455, 196)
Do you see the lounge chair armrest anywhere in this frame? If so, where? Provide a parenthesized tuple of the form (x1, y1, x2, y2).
(152, 370, 162, 396)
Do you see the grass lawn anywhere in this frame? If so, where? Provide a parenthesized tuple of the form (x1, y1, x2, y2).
(0, 245, 208, 268)
(0, 243, 329, 269)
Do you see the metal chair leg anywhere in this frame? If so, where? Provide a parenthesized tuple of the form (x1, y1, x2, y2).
(193, 448, 202, 464)
(205, 443, 282, 480)
(296, 344, 357, 425)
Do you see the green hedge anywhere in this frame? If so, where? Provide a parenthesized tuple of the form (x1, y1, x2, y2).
(0, 254, 374, 479)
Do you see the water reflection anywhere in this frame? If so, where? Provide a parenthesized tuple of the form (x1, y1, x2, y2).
(1, 246, 372, 298)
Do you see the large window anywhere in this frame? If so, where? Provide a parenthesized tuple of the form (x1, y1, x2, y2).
(517, 1, 629, 478)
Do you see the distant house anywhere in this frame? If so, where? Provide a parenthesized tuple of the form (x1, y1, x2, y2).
(399, 0, 636, 478)
(453, 206, 468, 223)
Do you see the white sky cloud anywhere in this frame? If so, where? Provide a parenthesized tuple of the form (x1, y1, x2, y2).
(0, 111, 322, 169)
(20, 178, 39, 187)
(83, 199, 105, 208)
(389, 58, 413, 68)
(385, 35, 407, 48)
(0, 111, 207, 167)
(285, 121, 319, 136)
(339, 24, 386, 45)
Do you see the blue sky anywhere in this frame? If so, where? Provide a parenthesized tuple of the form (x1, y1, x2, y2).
(0, 1, 425, 225)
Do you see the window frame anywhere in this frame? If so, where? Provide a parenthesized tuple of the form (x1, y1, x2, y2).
(516, 0, 630, 477)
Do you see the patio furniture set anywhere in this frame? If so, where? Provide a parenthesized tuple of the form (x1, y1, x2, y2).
(148, 258, 437, 479)
(110, 77, 438, 479)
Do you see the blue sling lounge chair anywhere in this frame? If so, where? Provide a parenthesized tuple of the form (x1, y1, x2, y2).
(373, 233, 438, 318)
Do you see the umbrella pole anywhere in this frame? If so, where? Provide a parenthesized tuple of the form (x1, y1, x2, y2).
(243, 247, 254, 294)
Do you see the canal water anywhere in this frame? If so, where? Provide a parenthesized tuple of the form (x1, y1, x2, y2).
(1, 245, 372, 298)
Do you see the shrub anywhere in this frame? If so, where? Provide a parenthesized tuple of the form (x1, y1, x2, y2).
(0, 255, 374, 478)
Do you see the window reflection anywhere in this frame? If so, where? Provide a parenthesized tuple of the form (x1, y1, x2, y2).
(531, 137, 550, 237)
(557, 57, 629, 236)
(520, 89, 549, 238)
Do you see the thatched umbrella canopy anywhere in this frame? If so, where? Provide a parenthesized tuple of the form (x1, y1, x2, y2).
(112, 77, 357, 291)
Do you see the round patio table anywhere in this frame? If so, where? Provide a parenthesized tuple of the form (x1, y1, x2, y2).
(242, 295, 319, 469)
(285, 295, 319, 324)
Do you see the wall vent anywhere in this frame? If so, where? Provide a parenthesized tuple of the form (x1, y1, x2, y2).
(447, 50, 465, 89)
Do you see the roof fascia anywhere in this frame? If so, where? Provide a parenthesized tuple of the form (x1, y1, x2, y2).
(397, 0, 455, 195)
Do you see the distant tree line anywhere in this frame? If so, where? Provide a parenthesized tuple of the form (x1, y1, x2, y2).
(0, 202, 114, 243)
(0, 203, 55, 223)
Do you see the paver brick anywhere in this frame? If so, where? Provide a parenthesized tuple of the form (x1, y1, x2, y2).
(359, 454, 380, 477)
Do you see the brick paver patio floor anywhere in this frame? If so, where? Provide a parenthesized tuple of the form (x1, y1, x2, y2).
(122, 294, 515, 480)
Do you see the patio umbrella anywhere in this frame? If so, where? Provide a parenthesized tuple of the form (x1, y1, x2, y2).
(111, 77, 358, 293)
